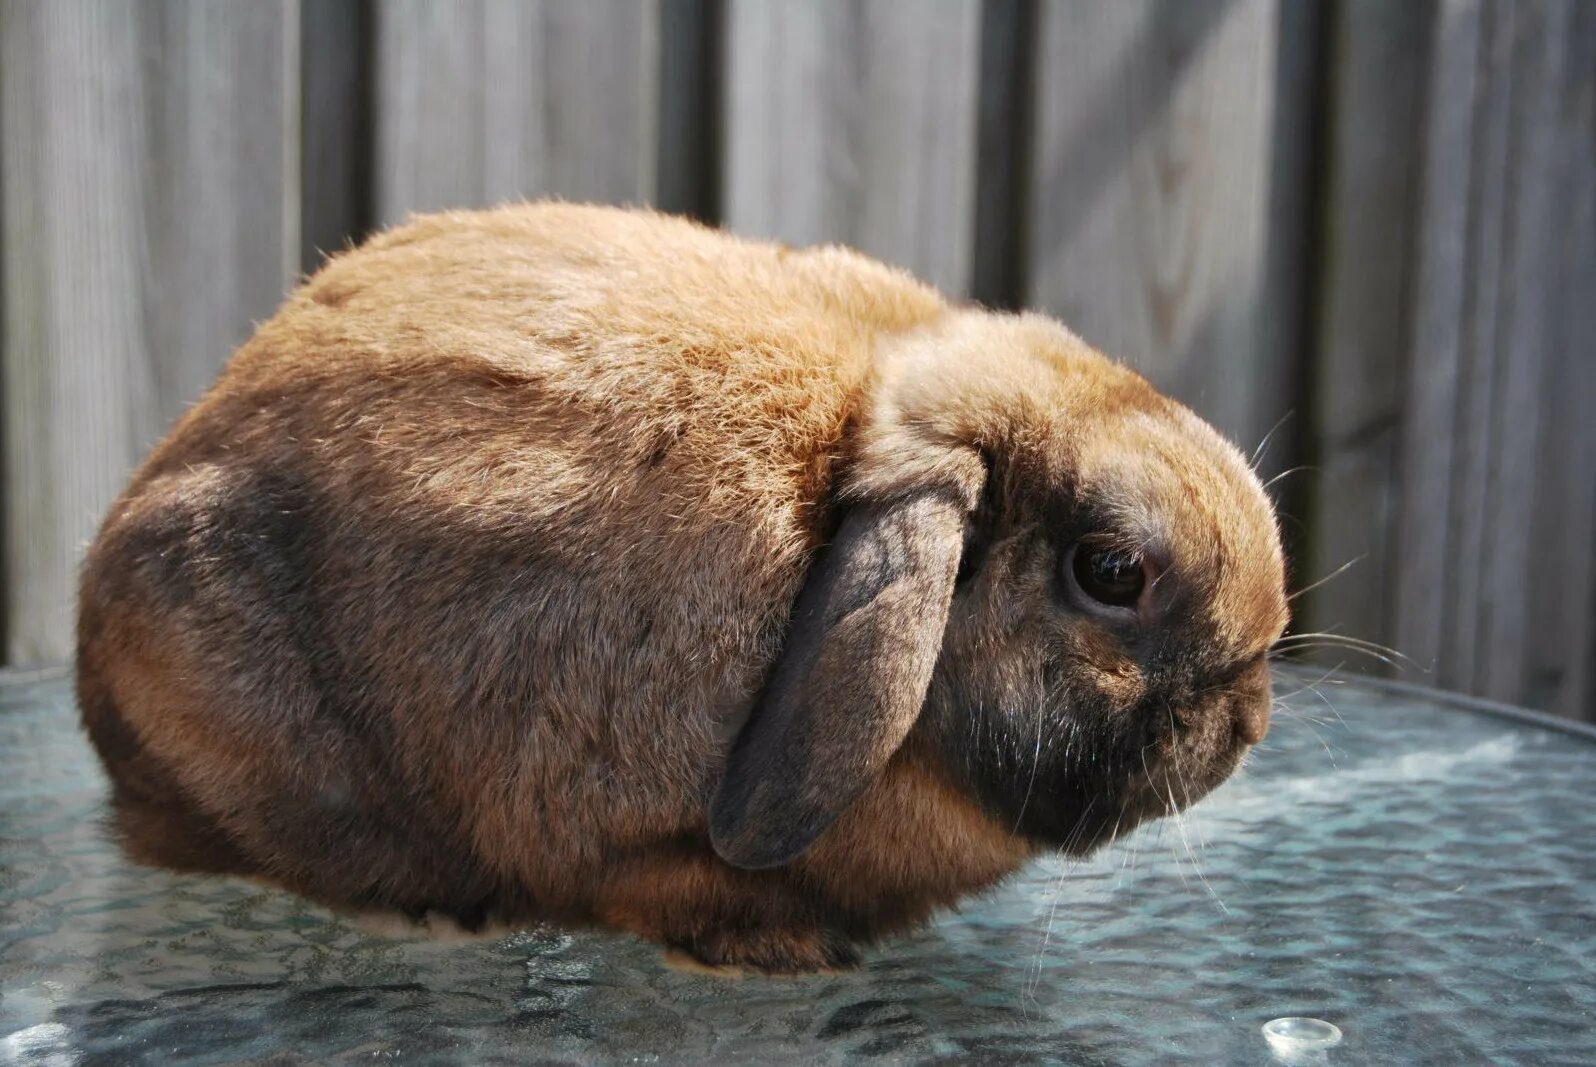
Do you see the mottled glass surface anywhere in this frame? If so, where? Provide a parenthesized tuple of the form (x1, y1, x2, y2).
(2, 668, 1594, 1066)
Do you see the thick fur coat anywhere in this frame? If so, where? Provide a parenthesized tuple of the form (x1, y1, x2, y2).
(77, 203, 1287, 973)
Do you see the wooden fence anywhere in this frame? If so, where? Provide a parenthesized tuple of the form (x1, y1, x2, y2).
(3, 0, 1593, 720)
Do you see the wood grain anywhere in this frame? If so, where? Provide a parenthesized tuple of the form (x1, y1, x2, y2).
(373, 0, 659, 223)
(1530, 0, 1596, 719)
(1025, 0, 1297, 460)
(1395, 0, 1596, 718)
(1297, 0, 1435, 663)
(301, 0, 374, 272)
(723, 0, 982, 295)
(657, 0, 723, 222)
(1392, 0, 1481, 686)
(1, 0, 296, 665)
(969, 0, 1038, 310)
(0, 0, 1591, 722)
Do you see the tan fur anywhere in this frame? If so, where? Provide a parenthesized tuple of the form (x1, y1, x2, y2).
(76, 202, 1286, 973)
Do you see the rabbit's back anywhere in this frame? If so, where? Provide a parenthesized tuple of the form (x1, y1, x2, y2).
(76, 203, 948, 922)
(179, 202, 947, 547)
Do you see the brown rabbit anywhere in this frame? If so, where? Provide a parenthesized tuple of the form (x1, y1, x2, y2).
(76, 203, 1287, 975)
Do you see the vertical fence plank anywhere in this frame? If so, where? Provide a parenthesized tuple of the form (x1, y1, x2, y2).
(1475, 0, 1594, 719)
(2, 1, 150, 665)
(724, 0, 983, 295)
(1391, 1, 1480, 687)
(302, 0, 374, 272)
(969, 0, 1038, 310)
(1025, 0, 1298, 460)
(1297, 0, 1436, 660)
(141, 0, 300, 427)
(1529, 0, 1596, 718)
(1397, 0, 1494, 693)
(373, 0, 660, 224)
(657, 0, 723, 223)
(1394, 0, 1596, 719)
(0, 0, 297, 665)
(1, 0, 1591, 720)
(1477, 2, 1560, 703)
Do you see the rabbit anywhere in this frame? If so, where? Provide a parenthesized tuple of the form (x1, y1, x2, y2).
(75, 202, 1288, 975)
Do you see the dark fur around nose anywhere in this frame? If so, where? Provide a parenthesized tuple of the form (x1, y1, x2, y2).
(1233, 696, 1271, 744)
(1146, 691, 1271, 746)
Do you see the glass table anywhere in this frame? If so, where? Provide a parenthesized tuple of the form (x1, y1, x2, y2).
(3, 666, 1593, 1065)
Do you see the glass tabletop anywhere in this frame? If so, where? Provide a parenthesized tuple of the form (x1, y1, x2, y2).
(2, 667, 1593, 1066)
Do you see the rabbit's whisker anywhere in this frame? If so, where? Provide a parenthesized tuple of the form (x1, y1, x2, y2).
(1271, 632, 1415, 672)
(1273, 629, 1414, 664)
(1271, 662, 1350, 705)
(1026, 795, 1099, 1008)
(1009, 677, 1050, 838)
(1286, 554, 1366, 603)
(1270, 702, 1338, 760)
(1249, 411, 1294, 472)
(1261, 464, 1316, 492)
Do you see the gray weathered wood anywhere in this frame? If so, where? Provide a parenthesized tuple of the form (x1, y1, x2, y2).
(723, 0, 982, 295)
(1, 0, 297, 665)
(969, 0, 1037, 310)
(140, 0, 300, 425)
(1026, 0, 1295, 458)
(1254, 0, 1323, 522)
(1392, 0, 1481, 686)
(0, 0, 1591, 725)
(1398, 0, 1489, 691)
(373, 0, 660, 223)
(2, 1, 145, 666)
(1477, 0, 1594, 719)
(1528, 0, 1596, 719)
(302, 0, 373, 272)
(1395, 0, 1596, 719)
(657, 0, 723, 222)
(1477, 1, 1557, 702)
(1297, 0, 1436, 661)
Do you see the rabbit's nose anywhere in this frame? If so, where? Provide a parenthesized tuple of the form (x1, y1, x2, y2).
(1234, 695, 1271, 745)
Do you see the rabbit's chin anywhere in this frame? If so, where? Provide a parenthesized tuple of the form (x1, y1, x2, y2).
(1016, 735, 1250, 857)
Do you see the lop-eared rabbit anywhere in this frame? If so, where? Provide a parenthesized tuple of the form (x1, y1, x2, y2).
(77, 203, 1287, 975)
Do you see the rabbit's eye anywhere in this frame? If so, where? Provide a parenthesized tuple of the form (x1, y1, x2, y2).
(1070, 545, 1145, 608)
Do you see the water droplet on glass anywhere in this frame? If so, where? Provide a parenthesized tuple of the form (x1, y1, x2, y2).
(1263, 1016, 1343, 1060)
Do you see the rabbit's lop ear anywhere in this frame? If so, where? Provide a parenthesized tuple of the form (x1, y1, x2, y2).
(710, 485, 972, 870)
